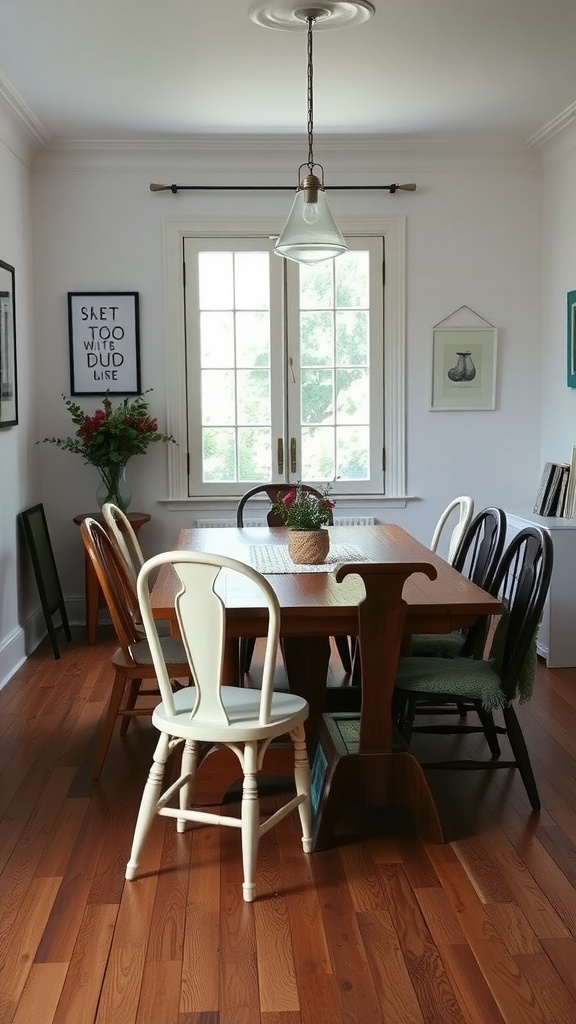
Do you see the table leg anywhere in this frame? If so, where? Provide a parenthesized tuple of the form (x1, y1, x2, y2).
(222, 638, 240, 686)
(281, 636, 331, 751)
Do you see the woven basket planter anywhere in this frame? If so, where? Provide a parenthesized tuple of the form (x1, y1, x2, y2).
(287, 528, 330, 565)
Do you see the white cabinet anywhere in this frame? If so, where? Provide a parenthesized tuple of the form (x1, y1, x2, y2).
(506, 509, 576, 668)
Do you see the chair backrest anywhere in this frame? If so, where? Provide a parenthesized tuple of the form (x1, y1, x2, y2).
(80, 516, 142, 657)
(236, 483, 335, 527)
(488, 526, 553, 700)
(101, 502, 144, 590)
(137, 550, 281, 724)
(430, 496, 474, 564)
(453, 507, 507, 591)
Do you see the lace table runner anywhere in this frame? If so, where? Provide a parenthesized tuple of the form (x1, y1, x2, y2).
(249, 543, 370, 574)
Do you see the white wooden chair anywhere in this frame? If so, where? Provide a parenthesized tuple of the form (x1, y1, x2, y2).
(101, 502, 145, 590)
(125, 550, 312, 902)
(430, 496, 474, 565)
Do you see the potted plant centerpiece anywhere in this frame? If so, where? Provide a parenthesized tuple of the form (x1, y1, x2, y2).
(42, 391, 176, 512)
(271, 482, 335, 564)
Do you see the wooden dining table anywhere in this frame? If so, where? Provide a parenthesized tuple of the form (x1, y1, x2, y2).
(150, 523, 502, 745)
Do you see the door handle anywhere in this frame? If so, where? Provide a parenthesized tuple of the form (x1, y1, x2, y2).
(277, 438, 284, 475)
(290, 437, 297, 474)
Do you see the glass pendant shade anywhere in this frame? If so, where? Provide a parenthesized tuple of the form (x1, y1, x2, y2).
(274, 188, 347, 265)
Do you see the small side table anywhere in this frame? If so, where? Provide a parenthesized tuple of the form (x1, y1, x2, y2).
(73, 511, 151, 644)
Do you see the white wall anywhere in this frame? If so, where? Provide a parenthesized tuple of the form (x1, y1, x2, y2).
(0, 105, 43, 687)
(540, 124, 576, 466)
(29, 138, 544, 614)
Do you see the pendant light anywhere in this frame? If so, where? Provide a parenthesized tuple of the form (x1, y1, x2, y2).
(274, 9, 347, 265)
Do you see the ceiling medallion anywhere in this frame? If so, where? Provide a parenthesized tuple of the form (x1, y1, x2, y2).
(248, 0, 375, 32)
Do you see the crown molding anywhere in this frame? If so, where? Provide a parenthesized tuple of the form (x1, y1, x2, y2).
(34, 131, 538, 175)
(526, 101, 576, 150)
(0, 72, 50, 161)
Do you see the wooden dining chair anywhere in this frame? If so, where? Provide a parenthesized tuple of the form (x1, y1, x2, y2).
(125, 549, 312, 902)
(430, 496, 474, 564)
(101, 501, 145, 590)
(236, 483, 353, 676)
(412, 506, 507, 659)
(80, 517, 190, 780)
(393, 526, 553, 810)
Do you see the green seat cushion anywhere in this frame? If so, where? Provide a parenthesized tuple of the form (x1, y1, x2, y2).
(410, 631, 464, 658)
(395, 656, 506, 711)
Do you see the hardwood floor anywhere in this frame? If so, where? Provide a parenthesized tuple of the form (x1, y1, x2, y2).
(1, 627, 576, 1023)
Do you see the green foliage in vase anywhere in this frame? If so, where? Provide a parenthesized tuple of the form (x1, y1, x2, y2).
(271, 482, 335, 531)
(41, 390, 176, 469)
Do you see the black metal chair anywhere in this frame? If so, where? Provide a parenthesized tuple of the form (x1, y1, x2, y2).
(393, 526, 554, 811)
(236, 484, 353, 677)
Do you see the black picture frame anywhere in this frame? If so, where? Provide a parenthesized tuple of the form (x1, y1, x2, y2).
(0, 259, 18, 427)
(20, 503, 71, 659)
(68, 291, 141, 395)
(567, 290, 576, 388)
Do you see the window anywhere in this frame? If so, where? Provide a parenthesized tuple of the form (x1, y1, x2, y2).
(164, 216, 406, 503)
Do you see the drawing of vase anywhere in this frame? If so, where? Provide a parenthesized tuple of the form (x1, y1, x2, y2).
(447, 351, 476, 382)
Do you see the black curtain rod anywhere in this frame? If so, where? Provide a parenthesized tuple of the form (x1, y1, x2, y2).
(149, 182, 417, 194)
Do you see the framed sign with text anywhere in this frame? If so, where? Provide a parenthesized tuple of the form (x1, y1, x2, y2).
(68, 291, 141, 395)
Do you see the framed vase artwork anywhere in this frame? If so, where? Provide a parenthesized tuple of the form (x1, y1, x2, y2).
(0, 259, 18, 427)
(430, 326, 497, 411)
(567, 290, 576, 387)
(68, 291, 141, 395)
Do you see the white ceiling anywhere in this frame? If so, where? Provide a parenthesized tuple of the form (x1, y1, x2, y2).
(2, 0, 576, 146)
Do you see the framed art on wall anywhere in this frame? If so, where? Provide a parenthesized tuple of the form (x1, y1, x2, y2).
(68, 291, 141, 395)
(0, 259, 18, 427)
(430, 326, 498, 411)
(566, 290, 576, 387)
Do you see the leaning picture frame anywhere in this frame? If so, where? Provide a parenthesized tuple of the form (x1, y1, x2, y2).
(68, 291, 141, 395)
(566, 290, 576, 387)
(430, 326, 498, 411)
(0, 259, 18, 427)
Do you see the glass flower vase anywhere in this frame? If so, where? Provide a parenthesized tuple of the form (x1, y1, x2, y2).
(96, 464, 131, 512)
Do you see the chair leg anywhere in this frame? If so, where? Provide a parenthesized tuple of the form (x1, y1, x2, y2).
(125, 733, 171, 880)
(503, 705, 541, 811)
(476, 707, 501, 759)
(334, 635, 352, 674)
(178, 739, 199, 832)
(93, 669, 129, 780)
(119, 677, 142, 736)
(240, 743, 260, 902)
(291, 724, 312, 853)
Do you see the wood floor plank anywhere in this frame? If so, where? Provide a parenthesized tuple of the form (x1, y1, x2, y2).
(436, 944, 507, 1024)
(356, 907, 426, 1024)
(0, 876, 62, 1024)
(313, 848, 391, 1022)
(51, 903, 118, 1024)
(136, 960, 182, 1024)
(10, 962, 68, 1024)
(514, 952, 576, 1024)
(253, 818, 300, 1014)
(378, 862, 468, 1024)
(425, 844, 553, 1024)
(180, 826, 221, 1015)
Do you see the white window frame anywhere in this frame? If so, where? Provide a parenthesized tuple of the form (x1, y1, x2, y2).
(163, 215, 407, 504)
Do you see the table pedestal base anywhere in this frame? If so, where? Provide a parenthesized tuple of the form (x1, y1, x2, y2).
(311, 713, 444, 851)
